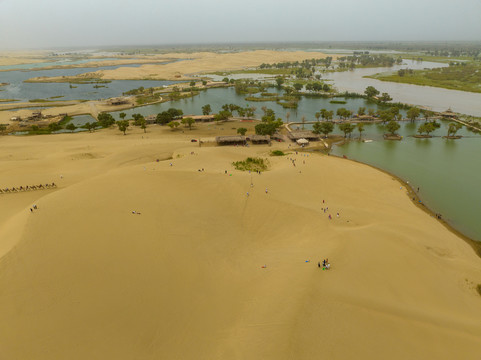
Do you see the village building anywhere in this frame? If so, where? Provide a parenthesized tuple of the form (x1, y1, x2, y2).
(216, 136, 246, 146)
(108, 97, 130, 106)
(248, 135, 271, 145)
(288, 131, 320, 142)
(145, 115, 157, 124)
(183, 115, 215, 122)
(440, 109, 458, 119)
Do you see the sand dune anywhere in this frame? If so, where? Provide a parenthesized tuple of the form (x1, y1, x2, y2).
(0, 124, 480, 359)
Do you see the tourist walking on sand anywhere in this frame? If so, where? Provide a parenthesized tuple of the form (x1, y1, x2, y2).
(318, 261, 321, 268)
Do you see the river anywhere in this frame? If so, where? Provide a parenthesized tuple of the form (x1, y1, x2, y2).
(325, 60, 481, 116)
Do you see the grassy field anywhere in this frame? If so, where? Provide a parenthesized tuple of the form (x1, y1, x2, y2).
(366, 62, 481, 93)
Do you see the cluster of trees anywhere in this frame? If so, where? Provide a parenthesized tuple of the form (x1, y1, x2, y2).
(397, 69, 415, 77)
(97, 113, 116, 128)
(364, 86, 392, 103)
(156, 108, 184, 125)
(259, 57, 333, 70)
(417, 121, 441, 136)
(254, 108, 283, 135)
(234, 79, 268, 94)
(123, 86, 155, 96)
(336, 108, 353, 119)
(337, 54, 402, 69)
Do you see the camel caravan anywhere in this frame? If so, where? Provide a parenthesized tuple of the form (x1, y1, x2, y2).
(0, 182, 57, 194)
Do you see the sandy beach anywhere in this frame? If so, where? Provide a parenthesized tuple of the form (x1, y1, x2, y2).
(0, 122, 480, 359)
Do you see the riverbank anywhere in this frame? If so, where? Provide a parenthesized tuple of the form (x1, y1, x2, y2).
(328, 151, 481, 258)
(24, 50, 334, 82)
(0, 122, 480, 359)
(365, 62, 481, 93)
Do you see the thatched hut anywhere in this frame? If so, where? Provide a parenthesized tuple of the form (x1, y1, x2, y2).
(109, 97, 129, 106)
(440, 109, 457, 119)
(296, 138, 309, 146)
(249, 135, 271, 144)
(145, 115, 157, 124)
(288, 131, 320, 141)
(184, 115, 215, 122)
(216, 136, 246, 146)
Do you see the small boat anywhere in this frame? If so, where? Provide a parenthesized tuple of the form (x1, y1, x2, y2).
(363, 139, 373, 143)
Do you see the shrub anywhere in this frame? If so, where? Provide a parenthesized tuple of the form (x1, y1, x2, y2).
(232, 157, 269, 172)
(270, 150, 285, 156)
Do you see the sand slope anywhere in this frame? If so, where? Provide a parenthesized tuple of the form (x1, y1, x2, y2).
(0, 125, 480, 359)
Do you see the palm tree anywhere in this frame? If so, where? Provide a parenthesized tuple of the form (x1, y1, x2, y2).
(315, 112, 321, 122)
(286, 111, 291, 124)
(301, 116, 306, 130)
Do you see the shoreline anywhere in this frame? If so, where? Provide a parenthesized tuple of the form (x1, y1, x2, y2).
(328, 152, 481, 257)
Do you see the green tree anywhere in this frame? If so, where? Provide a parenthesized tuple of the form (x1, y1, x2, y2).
(312, 121, 334, 137)
(140, 120, 147, 133)
(417, 122, 435, 136)
(283, 86, 294, 95)
(325, 110, 334, 121)
(378, 110, 394, 124)
(338, 123, 355, 138)
(119, 112, 126, 120)
(202, 80, 207, 86)
(66, 123, 77, 132)
(168, 121, 180, 130)
(315, 112, 321, 122)
(48, 122, 62, 132)
(190, 81, 196, 86)
(202, 104, 212, 115)
(364, 86, 380, 98)
(132, 113, 145, 126)
(386, 120, 400, 135)
(181, 117, 195, 130)
(255, 122, 277, 136)
(97, 113, 116, 128)
(275, 77, 284, 87)
(116, 120, 129, 135)
(237, 127, 247, 136)
(447, 122, 462, 137)
(357, 123, 365, 139)
(156, 112, 172, 125)
(293, 83, 303, 92)
(380, 92, 392, 103)
(407, 107, 421, 122)
(0, 124, 7, 135)
(357, 107, 366, 116)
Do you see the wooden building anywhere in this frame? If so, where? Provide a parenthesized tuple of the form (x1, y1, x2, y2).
(109, 97, 129, 106)
(288, 131, 320, 141)
(145, 115, 157, 124)
(249, 135, 271, 144)
(183, 115, 215, 122)
(216, 136, 246, 146)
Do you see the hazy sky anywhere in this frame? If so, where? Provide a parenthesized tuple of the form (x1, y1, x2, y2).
(1, 0, 480, 49)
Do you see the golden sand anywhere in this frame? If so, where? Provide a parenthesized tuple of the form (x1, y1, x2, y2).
(25, 50, 335, 82)
(0, 122, 480, 359)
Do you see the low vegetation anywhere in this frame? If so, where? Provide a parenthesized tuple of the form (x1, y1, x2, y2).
(367, 62, 481, 93)
(232, 157, 269, 172)
(270, 150, 286, 156)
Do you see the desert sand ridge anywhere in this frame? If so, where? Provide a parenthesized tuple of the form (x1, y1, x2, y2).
(0, 124, 480, 359)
